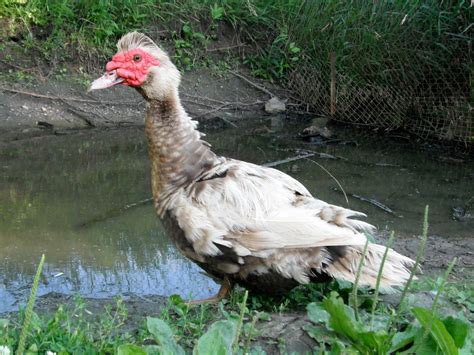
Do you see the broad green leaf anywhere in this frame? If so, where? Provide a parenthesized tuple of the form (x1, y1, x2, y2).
(258, 312, 270, 321)
(307, 302, 330, 324)
(117, 344, 147, 355)
(168, 294, 184, 306)
(322, 292, 388, 352)
(147, 317, 174, 341)
(144, 345, 161, 355)
(357, 329, 389, 351)
(390, 324, 418, 353)
(412, 307, 458, 355)
(459, 330, 472, 355)
(443, 316, 470, 348)
(322, 292, 359, 341)
(146, 317, 185, 355)
(411, 330, 439, 355)
(0, 319, 9, 328)
(194, 319, 237, 355)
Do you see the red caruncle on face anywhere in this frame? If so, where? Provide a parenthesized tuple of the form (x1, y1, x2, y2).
(105, 49, 160, 87)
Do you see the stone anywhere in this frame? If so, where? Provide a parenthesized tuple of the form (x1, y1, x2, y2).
(265, 97, 286, 114)
(301, 125, 333, 139)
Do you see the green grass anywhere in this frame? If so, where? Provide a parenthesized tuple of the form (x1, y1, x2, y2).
(2, 1, 470, 77)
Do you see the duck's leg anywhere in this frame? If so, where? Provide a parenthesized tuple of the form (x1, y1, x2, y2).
(186, 277, 232, 305)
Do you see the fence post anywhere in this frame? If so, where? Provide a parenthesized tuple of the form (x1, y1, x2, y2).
(330, 52, 336, 117)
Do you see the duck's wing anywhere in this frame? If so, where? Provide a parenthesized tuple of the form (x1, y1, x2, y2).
(172, 159, 374, 257)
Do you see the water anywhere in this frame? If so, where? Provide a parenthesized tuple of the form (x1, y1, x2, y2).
(1, 120, 472, 313)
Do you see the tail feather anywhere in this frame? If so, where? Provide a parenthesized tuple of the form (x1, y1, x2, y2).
(324, 243, 416, 290)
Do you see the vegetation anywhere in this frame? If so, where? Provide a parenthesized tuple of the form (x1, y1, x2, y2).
(1, 208, 472, 354)
(1, 1, 470, 75)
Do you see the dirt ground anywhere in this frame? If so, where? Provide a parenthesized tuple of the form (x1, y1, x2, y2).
(0, 65, 287, 141)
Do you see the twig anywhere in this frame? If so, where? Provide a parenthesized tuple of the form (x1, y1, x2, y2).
(79, 197, 153, 228)
(304, 158, 350, 206)
(59, 99, 97, 127)
(351, 194, 394, 214)
(0, 87, 141, 106)
(229, 70, 275, 97)
(263, 153, 315, 168)
(181, 99, 215, 108)
(0, 59, 37, 73)
(206, 44, 246, 52)
(195, 103, 228, 116)
(183, 93, 229, 105)
(183, 93, 263, 107)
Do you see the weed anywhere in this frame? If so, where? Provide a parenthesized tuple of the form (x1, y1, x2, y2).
(17, 254, 44, 354)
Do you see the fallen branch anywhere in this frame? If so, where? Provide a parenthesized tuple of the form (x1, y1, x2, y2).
(79, 197, 153, 228)
(264, 153, 315, 168)
(182, 99, 215, 108)
(276, 147, 346, 161)
(351, 194, 395, 214)
(195, 104, 229, 118)
(229, 70, 275, 97)
(0, 59, 39, 73)
(183, 93, 263, 107)
(0, 87, 141, 106)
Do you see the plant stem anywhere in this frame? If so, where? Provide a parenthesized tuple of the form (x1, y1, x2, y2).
(389, 205, 429, 331)
(396, 206, 429, 314)
(411, 257, 457, 354)
(370, 232, 395, 329)
(243, 312, 259, 354)
(232, 290, 248, 354)
(17, 254, 45, 355)
(352, 238, 370, 322)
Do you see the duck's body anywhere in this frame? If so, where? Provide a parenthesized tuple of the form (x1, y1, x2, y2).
(90, 32, 415, 298)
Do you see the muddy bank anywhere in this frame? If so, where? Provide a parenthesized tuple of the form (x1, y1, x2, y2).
(0, 66, 289, 141)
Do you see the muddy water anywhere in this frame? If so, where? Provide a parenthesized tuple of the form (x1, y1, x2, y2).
(1, 120, 472, 313)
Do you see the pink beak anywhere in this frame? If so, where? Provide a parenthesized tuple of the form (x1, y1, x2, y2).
(88, 70, 124, 91)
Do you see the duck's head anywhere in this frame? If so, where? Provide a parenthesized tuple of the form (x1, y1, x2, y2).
(89, 32, 180, 100)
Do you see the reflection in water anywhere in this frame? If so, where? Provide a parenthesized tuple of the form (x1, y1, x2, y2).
(1, 121, 473, 313)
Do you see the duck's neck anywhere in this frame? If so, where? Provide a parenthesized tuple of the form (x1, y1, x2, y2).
(144, 90, 217, 213)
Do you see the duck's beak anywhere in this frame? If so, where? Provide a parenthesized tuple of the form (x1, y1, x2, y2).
(88, 70, 124, 91)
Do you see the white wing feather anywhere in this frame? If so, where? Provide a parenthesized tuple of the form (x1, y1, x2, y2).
(172, 159, 373, 256)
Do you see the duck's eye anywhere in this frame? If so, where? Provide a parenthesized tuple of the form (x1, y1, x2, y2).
(133, 54, 142, 62)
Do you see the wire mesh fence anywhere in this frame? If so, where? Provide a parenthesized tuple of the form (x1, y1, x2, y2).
(286, 53, 472, 144)
(281, 1, 472, 145)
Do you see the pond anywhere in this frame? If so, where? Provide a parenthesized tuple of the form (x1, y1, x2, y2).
(1, 118, 472, 313)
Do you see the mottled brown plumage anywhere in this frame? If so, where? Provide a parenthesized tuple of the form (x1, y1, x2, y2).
(90, 32, 416, 299)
